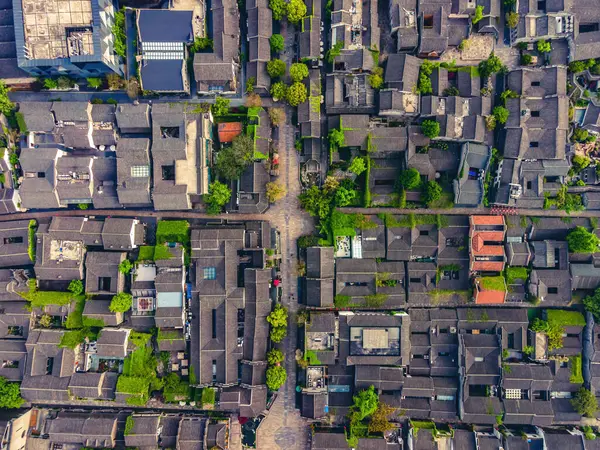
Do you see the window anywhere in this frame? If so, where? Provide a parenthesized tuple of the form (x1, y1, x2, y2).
(424, 14, 434, 28)
(37, 172, 46, 178)
(212, 308, 217, 339)
(505, 388, 525, 399)
(212, 359, 217, 382)
(160, 126, 180, 139)
(474, 356, 484, 362)
(374, 179, 395, 186)
(436, 395, 454, 401)
(3, 237, 23, 244)
(131, 165, 150, 178)
(98, 277, 111, 291)
(537, 0, 546, 10)
(438, 351, 449, 356)
(410, 277, 421, 283)
(440, 328, 448, 333)
(531, 111, 540, 117)
(420, 230, 429, 236)
(203, 267, 217, 280)
(46, 357, 54, 375)
(161, 165, 175, 181)
(527, 181, 532, 190)
(548, 287, 558, 294)
(2, 360, 18, 369)
(7, 326, 22, 336)
(531, 81, 541, 87)
(529, 141, 539, 148)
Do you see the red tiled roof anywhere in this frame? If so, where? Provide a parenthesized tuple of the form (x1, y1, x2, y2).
(218, 122, 243, 143)
(475, 290, 506, 304)
(471, 261, 505, 271)
(471, 216, 505, 225)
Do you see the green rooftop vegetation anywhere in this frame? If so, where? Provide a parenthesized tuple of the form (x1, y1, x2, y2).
(546, 309, 586, 327)
(570, 354, 584, 384)
(137, 245, 173, 261)
(504, 267, 529, 285)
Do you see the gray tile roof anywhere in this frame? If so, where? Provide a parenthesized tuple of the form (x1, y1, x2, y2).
(115, 104, 151, 134)
(19, 147, 61, 209)
(18, 102, 55, 132)
(84, 251, 125, 295)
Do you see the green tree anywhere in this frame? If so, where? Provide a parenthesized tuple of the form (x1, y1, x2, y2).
(286, 0, 307, 23)
(500, 89, 518, 104)
(479, 52, 503, 78)
(286, 82, 307, 106)
(246, 77, 255, 94)
(572, 128, 590, 143)
(537, 40, 551, 53)
(266, 366, 287, 390)
(43, 78, 58, 90)
(334, 187, 357, 207)
(118, 259, 133, 274)
(270, 81, 288, 100)
(572, 154, 591, 171)
(422, 180, 443, 205)
(211, 96, 230, 116)
(421, 120, 440, 138)
(190, 37, 213, 52)
(269, 0, 287, 20)
(266, 181, 286, 203)
(368, 67, 384, 89)
(87, 77, 103, 89)
(521, 54, 533, 65)
(109, 292, 133, 313)
(216, 134, 254, 180)
(268, 107, 286, 126)
(398, 168, 421, 190)
(567, 226, 600, 253)
(328, 128, 345, 148)
(270, 326, 287, 343)
(493, 106, 510, 124)
(0, 377, 23, 409)
(267, 304, 288, 328)
(267, 348, 284, 365)
(78, 203, 90, 210)
(506, 12, 519, 28)
(68, 280, 84, 296)
(0, 81, 13, 116)
(584, 288, 600, 321)
(472, 5, 484, 24)
(270, 34, 285, 52)
(571, 387, 598, 417)
(351, 385, 379, 420)
(267, 59, 287, 78)
(348, 157, 366, 175)
(204, 181, 232, 215)
(290, 63, 309, 82)
(299, 185, 332, 218)
(368, 402, 396, 433)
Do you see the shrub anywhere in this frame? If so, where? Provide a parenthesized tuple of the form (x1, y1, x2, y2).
(190, 37, 213, 52)
(367, 67, 384, 89)
(287, 0, 307, 23)
(506, 12, 519, 28)
(572, 128, 590, 143)
(571, 387, 598, 417)
(112, 9, 126, 57)
(567, 226, 600, 253)
(267, 348, 284, 365)
(348, 157, 366, 175)
(421, 180, 442, 206)
(326, 42, 343, 63)
(119, 259, 133, 274)
(478, 52, 503, 78)
(472, 5, 484, 24)
(0, 377, 23, 409)
(87, 78, 103, 89)
(520, 54, 533, 65)
(268, 107, 286, 126)
(298, 235, 320, 248)
(270, 81, 288, 101)
(398, 168, 421, 190)
(68, 280, 84, 296)
(266, 181, 286, 203)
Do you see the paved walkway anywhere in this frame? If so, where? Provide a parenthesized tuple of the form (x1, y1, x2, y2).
(254, 19, 313, 450)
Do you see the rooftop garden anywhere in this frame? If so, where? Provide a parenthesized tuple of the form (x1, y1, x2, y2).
(478, 276, 507, 291)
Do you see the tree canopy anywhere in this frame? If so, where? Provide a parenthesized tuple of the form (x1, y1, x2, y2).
(398, 168, 421, 190)
(571, 387, 598, 417)
(268, 107, 286, 126)
(118, 259, 133, 275)
(267, 348, 284, 365)
(211, 97, 230, 116)
(109, 292, 132, 313)
(266, 181, 286, 203)
(0, 377, 24, 409)
(478, 52, 503, 78)
(267, 59, 287, 78)
(267, 304, 288, 328)
(328, 128, 345, 148)
(421, 180, 443, 205)
(584, 288, 600, 321)
(269, 34, 285, 52)
(270, 82, 288, 101)
(204, 181, 232, 215)
(351, 386, 379, 420)
(270, 326, 287, 343)
(68, 279, 84, 296)
(368, 402, 396, 433)
(537, 40, 551, 53)
(493, 106, 510, 124)
(348, 157, 366, 176)
(286, 0, 307, 23)
(286, 82, 307, 106)
(567, 226, 600, 253)
(334, 187, 357, 207)
(290, 63, 309, 82)
(269, 0, 287, 20)
(216, 135, 254, 180)
(266, 366, 287, 390)
(421, 120, 440, 138)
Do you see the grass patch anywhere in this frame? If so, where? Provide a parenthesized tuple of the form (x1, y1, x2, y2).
(82, 316, 105, 328)
(28, 220, 36, 261)
(428, 191, 454, 209)
(334, 295, 351, 308)
(570, 354, 584, 384)
(479, 276, 507, 291)
(163, 373, 191, 403)
(505, 267, 529, 285)
(137, 246, 155, 261)
(304, 350, 321, 365)
(137, 245, 173, 261)
(65, 295, 86, 329)
(59, 329, 97, 349)
(156, 220, 189, 246)
(129, 331, 152, 348)
(157, 329, 183, 342)
(201, 387, 216, 405)
(546, 309, 586, 327)
(20, 286, 77, 308)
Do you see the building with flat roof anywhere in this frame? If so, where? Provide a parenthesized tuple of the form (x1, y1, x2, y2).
(12, 0, 123, 78)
